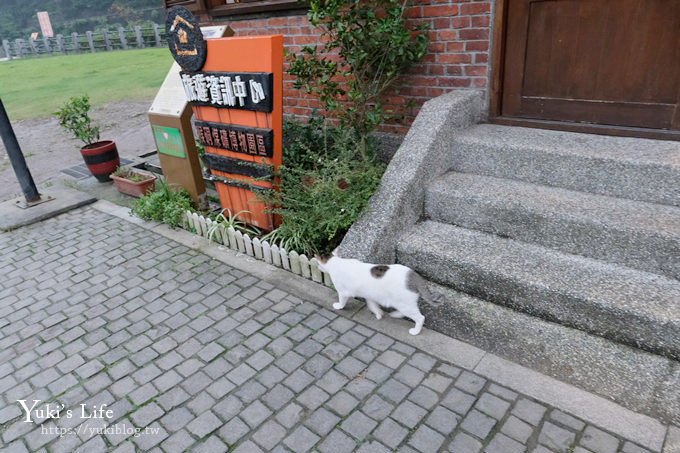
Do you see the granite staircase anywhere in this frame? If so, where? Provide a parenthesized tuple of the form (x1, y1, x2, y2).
(396, 124, 680, 363)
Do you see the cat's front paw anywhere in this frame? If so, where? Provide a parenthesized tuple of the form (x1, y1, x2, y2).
(375, 312, 383, 320)
(409, 327, 421, 336)
(333, 302, 343, 310)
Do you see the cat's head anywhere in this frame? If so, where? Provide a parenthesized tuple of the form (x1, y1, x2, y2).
(314, 248, 338, 272)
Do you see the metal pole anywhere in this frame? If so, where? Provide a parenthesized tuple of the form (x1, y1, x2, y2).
(0, 99, 40, 202)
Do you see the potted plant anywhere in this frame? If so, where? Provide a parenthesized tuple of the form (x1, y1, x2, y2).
(110, 167, 156, 198)
(54, 95, 119, 182)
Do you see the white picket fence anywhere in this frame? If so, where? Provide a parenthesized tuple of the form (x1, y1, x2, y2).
(182, 210, 333, 287)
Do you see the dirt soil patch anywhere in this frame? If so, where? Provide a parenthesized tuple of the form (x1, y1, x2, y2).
(0, 99, 156, 202)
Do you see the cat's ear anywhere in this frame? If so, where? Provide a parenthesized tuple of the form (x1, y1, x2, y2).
(331, 247, 339, 256)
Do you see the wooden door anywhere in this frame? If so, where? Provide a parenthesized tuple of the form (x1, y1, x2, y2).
(501, 0, 680, 131)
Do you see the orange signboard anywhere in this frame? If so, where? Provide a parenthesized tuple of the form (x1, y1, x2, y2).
(37, 12, 54, 38)
(191, 36, 283, 231)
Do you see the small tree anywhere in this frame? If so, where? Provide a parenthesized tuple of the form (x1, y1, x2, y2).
(287, 0, 429, 155)
(54, 95, 100, 146)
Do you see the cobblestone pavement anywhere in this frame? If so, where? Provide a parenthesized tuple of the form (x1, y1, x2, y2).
(0, 207, 666, 452)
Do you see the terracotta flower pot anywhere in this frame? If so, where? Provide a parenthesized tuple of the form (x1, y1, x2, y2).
(110, 172, 156, 198)
(80, 140, 120, 182)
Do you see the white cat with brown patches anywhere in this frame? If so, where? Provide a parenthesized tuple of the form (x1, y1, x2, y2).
(315, 251, 442, 335)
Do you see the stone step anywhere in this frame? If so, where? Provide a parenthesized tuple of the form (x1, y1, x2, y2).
(425, 171, 680, 280)
(416, 280, 680, 426)
(397, 220, 680, 360)
(449, 124, 680, 207)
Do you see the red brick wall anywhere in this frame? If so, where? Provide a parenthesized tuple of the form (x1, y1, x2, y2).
(219, 1, 493, 134)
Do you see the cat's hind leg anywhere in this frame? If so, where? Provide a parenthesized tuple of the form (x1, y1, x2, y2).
(333, 293, 349, 310)
(402, 306, 425, 336)
(366, 300, 384, 320)
(389, 310, 405, 318)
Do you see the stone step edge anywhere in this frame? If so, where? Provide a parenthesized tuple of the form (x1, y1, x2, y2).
(424, 171, 680, 279)
(397, 221, 680, 360)
(90, 199, 673, 452)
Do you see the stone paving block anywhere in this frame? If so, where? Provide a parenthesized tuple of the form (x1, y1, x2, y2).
(277, 351, 306, 373)
(336, 356, 367, 378)
(305, 407, 341, 436)
(341, 410, 378, 440)
(235, 380, 267, 403)
(449, 431, 483, 453)
(160, 429, 195, 452)
(488, 383, 518, 402)
(213, 395, 243, 421)
(241, 400, 273, 428)
(501, 414, 534, 443)
(187, 392, 217, 415)
(512, 398, 548, 426)
(233, 440, 265, 453)
(408, 386, 439, 410)
(622, 441, 653, 453)
(156, 387, 190, 412)
(244, 333, 270, 351)
(284, 426, 320, 452)
(455, 371, 487, 395)
(193, 436, 229, 453)
(377, 350, 407, 369)
(129, 383, 158, 406)
(460, 409, 497, 440)
(276, 402, 306, 429)
(257, 365, 288, 388)
(425, 405, 459, 435)
(317, 369, 348, 394)
(580, 425, 620, 453)
(441, 387, 476, 415)
(378, 378, 411, 404)
(475, 392, 511, 420)
(374, 417, 409, 449)
(539, 421, 577, 451)
(253, 419, 288, 450)
(550, 409, 586, 431)
(203, 358, 233, 379)
(409, 424, 445, 453)
(181, 370, 212, 395)
(218, 416, 250, 445)
(363, 394, 395, 421)
(485, 433, 526, 453)
(160, 407, 195, 432)
(131, 402, 165, 427)
(186, 410, 222, 439)
(318, 429, 357, 453)
(227, 363, 257, 386)
(247, 350, 275, 370)
(284, 368, 315, 393)
(322, 342, 352, 363)
(392, 400, 428, 429)
(132, 422, 168, 450)
(263, 384, 295, 410)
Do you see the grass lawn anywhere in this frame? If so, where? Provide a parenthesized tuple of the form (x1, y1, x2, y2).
(0, 48, 174, 120)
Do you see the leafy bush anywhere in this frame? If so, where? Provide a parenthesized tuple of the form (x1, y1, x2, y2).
(259, 118, 385, 255)
(54, 95, 101, 146)
(287, 0, 429, 151)
(130, 179, 193, 228)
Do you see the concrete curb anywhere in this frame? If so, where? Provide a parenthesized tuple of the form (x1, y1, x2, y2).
(337, 90, 484, 264)
(91, 199, 671, 451)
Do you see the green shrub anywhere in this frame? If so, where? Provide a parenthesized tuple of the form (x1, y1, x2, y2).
(287, 0, 429, 152)
(259, 118, 385, 255)
(54, 95, 101, 146)
(130, 179, 193, 228)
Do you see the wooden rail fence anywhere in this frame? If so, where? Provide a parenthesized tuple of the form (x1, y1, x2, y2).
(1, 24, 167, 60)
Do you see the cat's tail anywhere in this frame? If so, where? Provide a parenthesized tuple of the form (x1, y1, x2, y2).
(409, 271, 445, 306)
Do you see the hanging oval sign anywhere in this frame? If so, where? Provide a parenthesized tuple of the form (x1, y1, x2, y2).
(165, 6, 207, 72)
